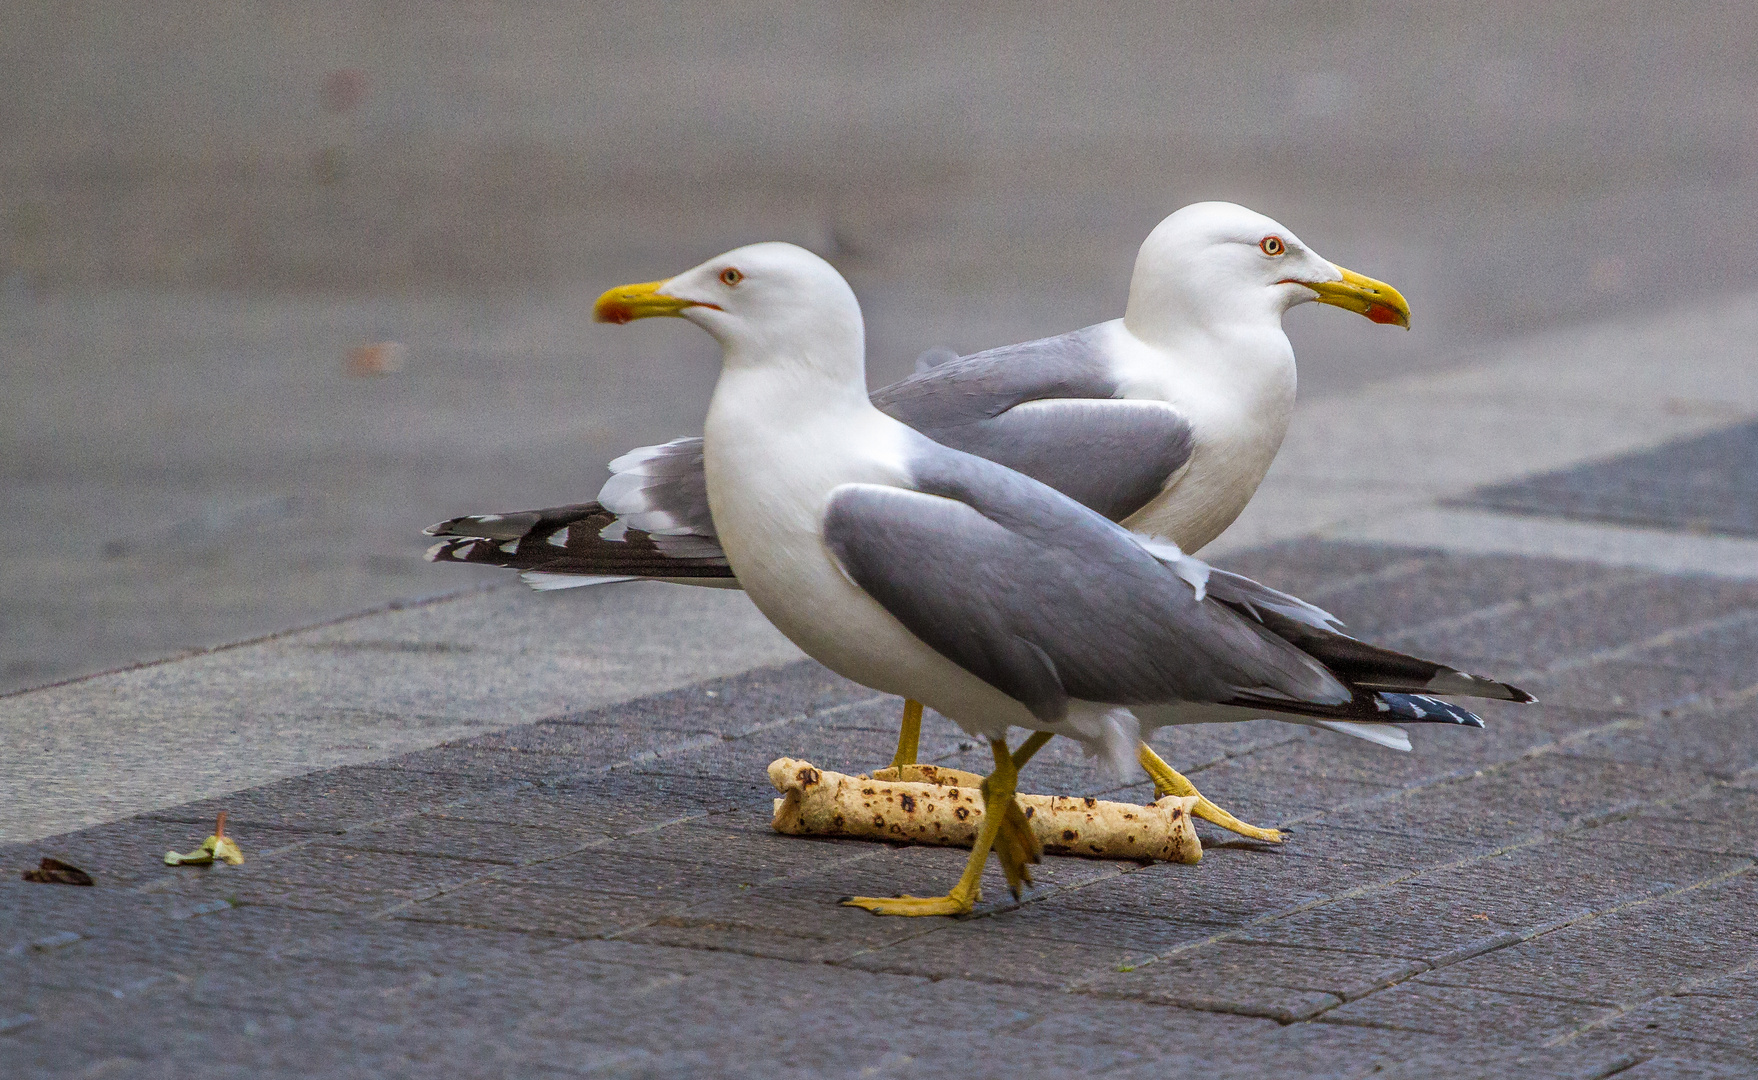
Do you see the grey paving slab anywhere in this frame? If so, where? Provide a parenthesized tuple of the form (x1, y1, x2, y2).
(5, 541, 1758, 1077)
(1460, 419, 1758, 538)
(0, 582, 808, 842)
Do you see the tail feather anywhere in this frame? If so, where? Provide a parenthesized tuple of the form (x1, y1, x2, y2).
(1309, 720, 1412, 751)
(424, 501, 736, 585)
(1230, 686, 1484, 728)
(1209, 577, 1534, 705)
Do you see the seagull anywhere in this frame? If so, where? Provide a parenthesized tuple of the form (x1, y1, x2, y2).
(428, 203, 1412, 843)
(570, 241, 1527, 916)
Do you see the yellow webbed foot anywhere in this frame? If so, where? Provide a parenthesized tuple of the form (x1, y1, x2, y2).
(841, 892, 975, 917)
(1139, 743, 1283, 843)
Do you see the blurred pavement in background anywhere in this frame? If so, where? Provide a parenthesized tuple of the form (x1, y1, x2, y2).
(5, 1, 1758, 691)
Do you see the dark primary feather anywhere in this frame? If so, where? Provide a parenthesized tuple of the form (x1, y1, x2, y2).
(1202, 569, 1535, 704)
(424, 503, 733, 580)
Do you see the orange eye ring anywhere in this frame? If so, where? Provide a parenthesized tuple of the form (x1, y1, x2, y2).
(719, 267, 744, 286)
(1259, 236, 1286, 256)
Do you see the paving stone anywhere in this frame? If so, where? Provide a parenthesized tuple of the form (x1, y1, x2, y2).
(328, 815, 616, 865)
(1321, 979, 1617, 1039)
(1318, 752, 1719, 847)
(1530, 659, 1758, 716)
(1603, 990, 1758, 1052)
(548, 658, 878, 735)
(1080, 939, 1427, 1017)
(973, 897, 1229, 954)
(1558, 700, 1758, 778)
(3, 818, 317, 890)
(150, 844, 503, 915)
(1585, 789, 1758, 856)
(12, 545, 1758, 1075)
(393, 880, 696, 938)
(1037, 846, 1402, 934)
(1235, 879, 1515, 962)
(1460, 419, 1758, 538)
(1306, 553, 1620, 642)
(1400, 835, 1748, 933)
(466, 721, 727, 768)
(1178, 1020, 1456, 1080)
(1415, 869, 1758, 1005)
(1614, 1055, 1758, 1079)
(841, 919, 1141, 988)
(632, 723, 931, 784)
(579, 814, 886, 879)
(1212, 539, 1437, 603)
(1390, 576, 1758, 675)
(1267, 822, 1493, 871)
(494, 847, 783, 902)
(142, 767, 519, 832)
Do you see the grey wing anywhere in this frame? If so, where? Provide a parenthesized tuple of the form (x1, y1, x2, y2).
(822, 449, 1351, 724)
(872, 326, 1193, 521)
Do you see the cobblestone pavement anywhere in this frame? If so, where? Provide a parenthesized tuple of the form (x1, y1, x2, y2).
(8, 538, 1758, 1078)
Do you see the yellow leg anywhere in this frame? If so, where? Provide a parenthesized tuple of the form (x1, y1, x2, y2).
(844, 737, 1020, 916)
(889, 699, 924, 770)
(1138, 743, 1284, 843)
(989, 730, 1052, 894)
(1012, 731, 1053, 769)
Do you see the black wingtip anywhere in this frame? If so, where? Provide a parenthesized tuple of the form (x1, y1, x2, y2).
(1379, 693, 1485, 728)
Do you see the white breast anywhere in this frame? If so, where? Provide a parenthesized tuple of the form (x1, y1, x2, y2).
(1101, 321, 1298, 551)
(701, 372, 1037, 742)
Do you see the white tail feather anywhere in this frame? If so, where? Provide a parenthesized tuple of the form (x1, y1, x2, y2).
(1311, 720, 1411, 751)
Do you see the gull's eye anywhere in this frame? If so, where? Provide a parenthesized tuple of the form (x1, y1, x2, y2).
(719, 267, 744, 286)
(1259, 236, 1286, 256)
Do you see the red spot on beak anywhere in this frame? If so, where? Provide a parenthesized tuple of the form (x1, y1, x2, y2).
(1365, 303, 1401, 325)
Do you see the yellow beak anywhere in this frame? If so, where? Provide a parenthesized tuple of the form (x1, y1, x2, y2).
(1301, 267, 1411, 328)
(593, 279, 700, 324)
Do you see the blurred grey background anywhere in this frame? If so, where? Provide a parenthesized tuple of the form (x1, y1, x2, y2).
(5, 0, 1758, 693)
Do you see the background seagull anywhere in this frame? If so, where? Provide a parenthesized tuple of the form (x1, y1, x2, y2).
(581, 241, 1525, 916)
(428, 203, 1411, 842)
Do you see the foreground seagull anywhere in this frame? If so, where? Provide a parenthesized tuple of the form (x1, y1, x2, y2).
(428, 203, 1411, 842)
(576, 241, 1528, 916)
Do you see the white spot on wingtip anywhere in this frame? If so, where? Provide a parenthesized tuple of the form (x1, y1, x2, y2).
(498, 540, 519, 554)
(424, 541, 449, 561)
(547, 527, 570, 548)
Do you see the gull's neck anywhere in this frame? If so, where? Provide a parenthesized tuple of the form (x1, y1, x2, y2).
(708, 315, 874, 422)
(1109, 294, 1300, 552)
